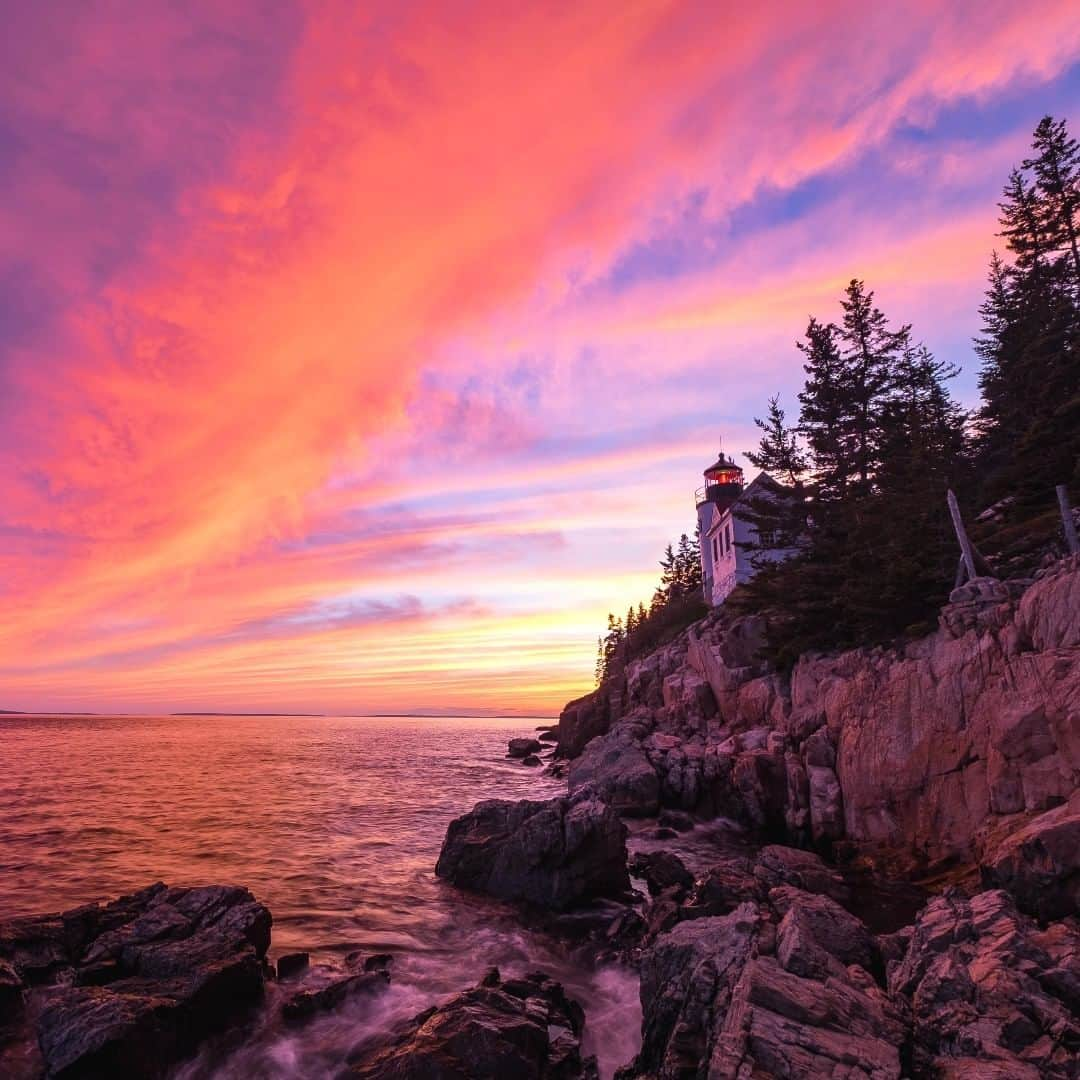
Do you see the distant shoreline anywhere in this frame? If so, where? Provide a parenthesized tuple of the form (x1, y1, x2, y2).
(1, 710, 558, 720)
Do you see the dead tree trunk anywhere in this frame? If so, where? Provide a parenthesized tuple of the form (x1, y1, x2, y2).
(948, 490, 979, 583)
(1057, 484, 1080, 555)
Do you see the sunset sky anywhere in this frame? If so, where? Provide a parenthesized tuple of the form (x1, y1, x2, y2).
(2, 2, 1079, 715)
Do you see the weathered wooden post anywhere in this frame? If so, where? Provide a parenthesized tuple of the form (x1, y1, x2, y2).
(953, 555, 967, 590)
(1057, 484, 1080, 555)
(947, 489, 979, 584)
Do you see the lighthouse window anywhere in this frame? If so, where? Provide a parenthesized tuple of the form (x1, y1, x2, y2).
(712, 537, 718, 561)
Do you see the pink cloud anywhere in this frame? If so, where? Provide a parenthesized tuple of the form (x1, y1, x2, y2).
(1, 0, 1078, 710)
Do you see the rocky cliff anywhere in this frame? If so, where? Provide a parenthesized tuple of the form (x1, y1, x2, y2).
(561, 556, 1080, 911)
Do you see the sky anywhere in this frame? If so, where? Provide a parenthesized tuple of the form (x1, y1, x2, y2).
(1, 1, 1078, 716)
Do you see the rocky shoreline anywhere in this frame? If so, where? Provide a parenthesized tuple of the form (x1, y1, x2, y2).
(437, 555, 1080, 1077)
(2, 558, 1077, 1077)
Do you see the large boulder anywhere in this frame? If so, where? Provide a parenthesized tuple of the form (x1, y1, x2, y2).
(681, 855, 760, 918)
(347, 968, 597, 1079)
(0, 882, 271, 1079)
(769, 886, 879, 979)
(717, 953, 906, 1079)
(752, 844, 850, 904)
(568, 721, 659, 817)
(890, 889, 1080, 1078)
(435, 791, 630, 910)
(980, 790, 1080, 921)
(627, 904, 760, 1078)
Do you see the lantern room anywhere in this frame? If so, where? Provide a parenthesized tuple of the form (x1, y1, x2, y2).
(695, 451, 745, 510)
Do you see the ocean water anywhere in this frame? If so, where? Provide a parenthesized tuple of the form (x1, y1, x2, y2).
(0, 713, 641, 1077)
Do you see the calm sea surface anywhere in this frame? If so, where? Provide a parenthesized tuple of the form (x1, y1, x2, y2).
(0, 714, 641, 1077)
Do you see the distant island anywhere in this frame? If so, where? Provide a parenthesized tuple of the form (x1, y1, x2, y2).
(171, 711, 327, 717)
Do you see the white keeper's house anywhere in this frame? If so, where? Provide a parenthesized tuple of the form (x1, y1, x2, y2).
(694, 450, 795, 607)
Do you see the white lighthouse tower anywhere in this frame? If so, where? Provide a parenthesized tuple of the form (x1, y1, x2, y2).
(695, 449, 795, 606)
(695, 450, 745, 605)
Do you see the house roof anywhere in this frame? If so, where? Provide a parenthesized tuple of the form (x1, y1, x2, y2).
(737, 472, 788, 503)
(705, 472, 791, 537)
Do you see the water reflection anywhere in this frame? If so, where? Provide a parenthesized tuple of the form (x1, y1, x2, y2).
(0, 714, 641, 1078)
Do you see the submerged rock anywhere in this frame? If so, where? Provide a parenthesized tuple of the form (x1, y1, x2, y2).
(435, 790, 629, 910)
(282, 969, 389, 1025)
(0, 956, 23, 1019)
(346, 968, 598, 1079)
(0, 882, 271, 1078)
(276, 951, 309, 980)
(656, 809, 695, 833)
(627, 851, 693, 898)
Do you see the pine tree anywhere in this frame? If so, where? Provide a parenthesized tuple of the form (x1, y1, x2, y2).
(734, 283, 968, 659)
(797, 318, 848, 499)
(675, 533, 696, 595)
(602, 613, 625, 679)
(1024, 116, 1080, 286)
(999, 169, 1050, 276)
(976, 116, 1080, 533)
(836, 279, 910, 491)
(852, 343, 968, 632)
(686, 523, 703, 594)
(747, 395, 807, 484)
(659, 543, 678, 601)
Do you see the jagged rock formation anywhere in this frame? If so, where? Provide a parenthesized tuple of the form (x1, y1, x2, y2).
(615, 878, 1080, 1079)
(435, 790, 630, 909)
(347, 968, 598, 1079)
(563, 556, 1080, 901)
(619, 898, 908, 1079)
(538, 557, 1080, 1076)
(0, 882, 271, 1078)
(891, 889, 1080, 1077)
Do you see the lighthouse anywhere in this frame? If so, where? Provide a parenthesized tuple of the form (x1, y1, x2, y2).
(695, 451, 745, 605)
(694, 449, 794, 606)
